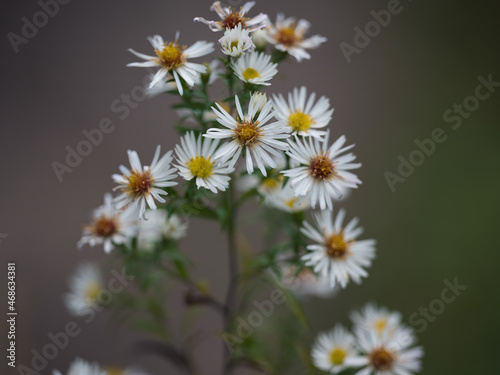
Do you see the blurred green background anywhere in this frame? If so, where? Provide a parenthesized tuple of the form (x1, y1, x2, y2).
(1, 0, 499, 374)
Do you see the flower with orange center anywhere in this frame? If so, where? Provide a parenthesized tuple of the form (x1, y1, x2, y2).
(301, 208, 376, 288)
(265, 13, 327, 62)
(194, 1, 268, 32)
(78, 193, 137, 253)
(112, 146, 178, 219)
(205, 93, 290, 176)
(128, 34, 214, 95)
(283, 130, 361, 210)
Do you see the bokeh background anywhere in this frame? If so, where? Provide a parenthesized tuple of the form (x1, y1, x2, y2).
(1, 0, 499, 374)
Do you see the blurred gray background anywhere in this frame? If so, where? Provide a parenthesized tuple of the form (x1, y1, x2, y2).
(1, 0, 499, 374)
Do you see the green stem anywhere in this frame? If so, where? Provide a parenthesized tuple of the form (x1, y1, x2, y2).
(222, 180, 238, 375)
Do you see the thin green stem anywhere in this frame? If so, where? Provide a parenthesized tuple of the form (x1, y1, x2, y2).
(222, 179, 238, 375)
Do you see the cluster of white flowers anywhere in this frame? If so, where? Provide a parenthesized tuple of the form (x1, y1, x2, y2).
(311, 304, 424, 375)
(54, 357, 148, 375)
(72, 2, 423, 374)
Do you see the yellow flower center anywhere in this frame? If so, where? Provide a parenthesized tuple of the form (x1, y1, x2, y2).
(285, 197, 300, 209)
(233, 121, 262, 147)
(188, 156, 214, 178)
(242, 68, 260, 81)
(104, 368, 123, 375)
(369, 347, 395, 371)
(276, 26, 302, 47)
(375, 319, 387, 333)
(330, 348, 347, 365)
(155, 42, 186, 70)
(230, 40, 240, 52)
(288, 111, 313, 132)
(261, 177, 281, 190)
(325, 233, 349, 259)
(309, 154, 337, 181)
(125, 170, 153, 198)
(91, 215, 118, 238)
(85, 282, 101, 302)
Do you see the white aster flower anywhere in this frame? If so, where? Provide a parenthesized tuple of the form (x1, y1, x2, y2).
(127, 34, 214, 96)
(280, 264, 337, 299)
(265, 13, 327, 62)
(311, 325, 364, 373)
(205, 93, 290, 176)
(137, 210, 188, 251)
(263, 182, 311, 213)
(175, 132, 234, 193)
(64, 263, 103, 317)
(112, 146, 178, 219)
(273, 86, 334, 139)
(301, 209, 376, 288)
(194, 1, 268, 32)
(219, 23, 255, 57)
(354, 324, 424, 375)
(351, 304, 403, 339)
(77, 193, 137, 253)
(283, 130, 361, 210)
(53, 358, 105, 375)
(231, 52, 277, 85)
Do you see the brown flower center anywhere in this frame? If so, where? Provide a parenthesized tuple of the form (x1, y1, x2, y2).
(276, 26, 302, 47)
(155, 42, 186, 70)
(92, 216, 118, 238)
(369, 347, 395, 371)
(125, 170, 153, 198)
(309, 154, 337, 181)
(221, 11, 248, 29)
(233, 121, 262, 147)
(325, 233, 349, 259)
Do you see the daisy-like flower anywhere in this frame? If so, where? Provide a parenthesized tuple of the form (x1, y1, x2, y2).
(219, 23, 255, 57)
(127, 34, 214, 96)
(137, 210, 188, 251)
(283, 130, 362, 210)
(311, 325, 364, 373)
(64, 263, 103, 317)
(263, 182, 311, 213)
(77, 193, 137, 253)
(280, 264, 337, 299)
(112, 146, 178, 219)
(265, 13, 327, 62)
(194, 1, 268, 32)
(53, 358, 105, 375)
(301, 209, 376, 288)
(272, 86, 334, 139)
(351, 303, 403, 339)
(354, 324, 424, 375)
(205, 93, 290, 176)
(231, 52, 277, 85)
(175, 132, 234, 193)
